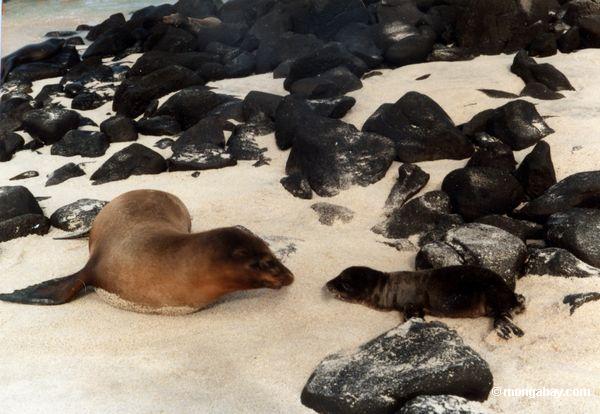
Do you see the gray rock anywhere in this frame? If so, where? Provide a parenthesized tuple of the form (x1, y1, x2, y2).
(46, 162, 85, 186)
(398, 395, 491, 414)
(546, 208, 600, 267)
(526, 247, 600, 277)
(50, 199, 108, 232)
(311, 202, 354, 226)
(169, 144, 237, 171)
(301, 319, 493, 414)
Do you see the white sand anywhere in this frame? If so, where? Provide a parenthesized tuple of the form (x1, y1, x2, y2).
(1, 50, 600, 413)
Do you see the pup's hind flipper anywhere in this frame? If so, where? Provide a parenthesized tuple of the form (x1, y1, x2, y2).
(0, 273, 89, 305)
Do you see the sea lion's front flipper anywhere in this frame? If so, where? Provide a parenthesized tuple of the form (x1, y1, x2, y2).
(0, 272, 89, 305)
(494, 313, 524, 339)
(563, 292, 600, 315)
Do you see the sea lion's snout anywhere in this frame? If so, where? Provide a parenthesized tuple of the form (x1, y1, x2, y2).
(260, 261, 294, 289)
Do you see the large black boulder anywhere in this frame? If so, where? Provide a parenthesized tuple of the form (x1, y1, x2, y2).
(334, 23, 382, 68)
(90, 143, 167, 184)
(488, 100, 554, 150)
(301, 319, 493, 414)
(384, 26, 436, 67)
(255, 32, 324, 74)
(144, 26, 197, 53)
(128, 51, 219, 77)
(86, 13, 126, 41)
(296, 0, 370, 41)
(474, 215, 543, 241)
(136, 116, 182, 136)
(274, 95, 315, 150)
(467, 133, 517, 172)
(0, 132, 25, 162)
(546, 208, 600, 267)
(174, 0, 219, 18)
(288, 66, 362, 99)
(22, 107, 80, 145)
(100, 115, 138, 142)
(0, 186, 48, 242)
(515, 140, 556, 199)
(362, 92, 473, 162)
(50, 130, 110, 158)
(82, 27, 136, 58)
(46, 162, 86, 186)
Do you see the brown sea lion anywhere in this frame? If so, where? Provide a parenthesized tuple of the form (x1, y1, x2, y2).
(326, 265, 525, 339)
(1, 38, 65, 82)
(0, 190, 294, 314)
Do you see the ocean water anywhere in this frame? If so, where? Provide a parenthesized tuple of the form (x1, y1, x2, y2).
(1, 0, 176, 55)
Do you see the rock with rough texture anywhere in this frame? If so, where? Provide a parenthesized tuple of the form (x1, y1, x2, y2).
(516, 140, 556, 199)
(520, 82, 565, 100)
(242, 91, 283, 124)
(546, 208, 600, 267)
(305, 96, 356, 119)
(72, 91, 106, 111)
(9, 171, 38, 181)
(274, 95, 315, 150)
(83, 27, 136, 59)
(384, 164, 430, 214)
(442, 167, 525, 221)
(526, 247, 600, 277)
(0, 214, 50, 243)
(136, 116, 181, 136)
(466, 133, 517, 172)
(511, 50, 574, 91)
(169, 144, 237, 171)
(86, 13, 126, 41)
(374, 191, 463, 239)
(474, 215, 543, 241)
(289, 66, 363, 99)
(51, 130, 110, 158)
(301, 319, 493, 414)
(384, 26, 436, 67)
(0, 186, 48, 242)
(398, 395, 491, 414)
(286, 115, 395, 197)
(517, 171, 600, 218)
(100, 115, 138, 142)
(362, 92, 473, 163)
(22, 107, 80, 144)
(488, 100, 554, 150)
(311, 202, 354, 226)
(280, 173, 313, 200)
(172, 116, 225, 152)
(227, 123, 268, 161)
(417, 223, 528, 288)
(0, 132, 25, 162)
(334, 23, 382, 68)
(563, 292, 600, 315)
(46, 162, 86, 186)
(50, 199, 108, 232)
(90, 143, 167, 184)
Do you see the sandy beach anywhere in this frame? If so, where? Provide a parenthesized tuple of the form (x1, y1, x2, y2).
(0, 40, 599, 413)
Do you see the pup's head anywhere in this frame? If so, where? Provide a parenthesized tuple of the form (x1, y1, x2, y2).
(216, 226, 294, 290)
(325, 266, 383, 304)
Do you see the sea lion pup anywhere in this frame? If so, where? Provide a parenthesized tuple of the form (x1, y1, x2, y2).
(0, 190, 294, 314)
(326, 265, 525, 339)
(162, 13, 222, 32)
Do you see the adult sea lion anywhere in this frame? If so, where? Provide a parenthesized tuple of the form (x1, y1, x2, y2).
(326, 265, 525, 339)
(1, 38, 65, 82)
(162, 13, 222, 32)
(0, 190, 294, 314)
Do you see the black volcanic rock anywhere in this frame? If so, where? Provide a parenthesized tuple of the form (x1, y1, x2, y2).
(288, 66, 362, 99)
(526, 247, 600, 277)
(511, 50, 574, 91)
(546, 208, 600, 267)
(466, 133, 517, 172)
(242, 91, 283, 124)
(50, 198, 108, 232)
(72, 91, 106, 110)
(51, 130, 109, 158)
(488, 100, 554, 150)
(280, 173, 313, 200)
(301, 320, 493, 414)
(0, 132, 25, 162)
(136, 116, 181, 136)
(474, 215, 543, 241)
(169, 144, 237, 171)
(83, 27, 136, 58)
(383, 163, 430, 214)
(305, 96, 356, 119)
(90, 143, 167, 184)
(86, 13, 126, 41)
(311, 202, 354, 226)
(520, 82, 565, 100)
(227, 123, 268, 161)
(399, 395, 489, 414)
(362, 92, 473, 163)
(516, 140, 556, 199)
(0, 186, 48, 242)
(22, 107, 80, 145)
(100, 115, 138, 142)
(334, 23, 382, 68)
(46, 162, 86, 186)
(255, 32, 324, 74)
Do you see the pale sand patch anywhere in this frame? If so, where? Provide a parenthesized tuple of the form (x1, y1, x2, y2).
(0, 51, 599, 413)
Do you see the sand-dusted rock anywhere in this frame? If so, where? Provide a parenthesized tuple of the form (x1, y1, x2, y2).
(511, 50, 574, 91)
(474, 215, 543, 241)
(442, 167, 525, 221)
(0, 132, 25, 162)
(51, 130, 109, 158)
(227, 123, 268, 161)
(172, 117, 225, 152)
(169, 144, 237, 171)
(517, 171, 600, 218)
(289, 66, 362, 99)
(46, 162, 85, 186)
(516, 141, 556, 199)
(526, 247, 600, 277)
(0, 186, 48, 242)
(242, 91, 282, 123)
(9, 171, 38, 181)
(467, 133, 517, 172)
(374, 191, 463, 239)
(0, 214, 50, 242)
(113, 65, 204, 118)
(417, 223, 527, 288)
(22, 107, 80, 145)
(488, 100, 554, 150)
(311, 202, 354, 226)
(362, 92, 473, 163)
(305, 96, 355, 119)
(384, 164, 430, 214)
(90, 143, 167, 184)
(301, 319, 493, 414)
(136, 115, 181, 136)
(398, 395, 490, 414)
(71, 91, 106, 110)
(100, 115, 138, 142)
(274, 95, 315, 150)
(50, 199, 108, 232)
(546, 208, 600, 267)
(520, 82, 565, 100)
(280, 173, 313, 199)
(286, 115, 395, 197)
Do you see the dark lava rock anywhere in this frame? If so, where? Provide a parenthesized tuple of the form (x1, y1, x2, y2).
(50, 199, 107, 232)
(310, 202, 354, 226)
(154, 138, 174, 149)
(169, 144, 237, 171)
(510, 50, 574, 92)
(242, 91, 283, 124)
(72, 91, 106, 110)
(90, 143, 167, 184)
(384, 164, 430, 214)
(298, 0, 369, 41)
(0, 132, 25, 162)
(0, 186, 48, 242)
(227, 123, 268, 161)
(427, 45, 476, 62)
(144, 26, 197, 54)
(174, 0, 218, 19)
(334, 22, 382, 68)
(83, 27, 136, 59)
(172, 116, 225, 152)
(280, 173, 313, 200)
(488, 100, 554, 150)
(255, 32, 324, 74)
(546, 208, 600, 267)
(274, 95, 315, 150)
(288, 66, 362, 99)
(286, 116, 395, 197)
(60, 57, 114, 85)
(305, 96, 356, 119)
(301, 319, 493, 414)
(22, 107, 80, 144)
(398, 395, 489, 414)
(34, 83, 64, 107)
(467, 133, 517, 172)
(362, 92, 473, 163)
(525, 247, 600, 277)
(100, 115, 138, 142)
(128, 50, 220, 77)
(384, 26, 436, 67)
(374, 191, 463, 240)
(66, 36, 85, 46)
(474, 215, 543, 241)
(0, 214, 50, 242)
(563, 292, 600, 315)
(417, 223, 527, 288)
(86, 13, 125, 41)
(223, 51, 256, 78)
(528, 32, 557, 57)
(9, 171, 39, 180)
(516, 140, 556, 199)
(558, 27, 581, 53)
(442, 167, 525, 221)
(50, 130, 109, 158)
(517, 171, 600, 218)
(155, 86, 233, 129)
(46, 162, 86, 186)
(136, 116, 181, 136)
(520, 82, 565, 100)
(64, 82, 85, 98)
(113, 65, 204, 118)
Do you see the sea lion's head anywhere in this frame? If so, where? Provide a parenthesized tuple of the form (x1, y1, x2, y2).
(325, 266, 383, 303)
(214, 226, 294, 290)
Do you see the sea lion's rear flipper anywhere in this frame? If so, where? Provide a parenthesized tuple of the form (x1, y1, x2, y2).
(494, 313, 524, 340)
(0, 272, 89, 305)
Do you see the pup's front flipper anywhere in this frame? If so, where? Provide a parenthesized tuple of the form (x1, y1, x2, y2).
(0, 272, 89, 305)
(494, 313, 524, 339)
(563, 292, 600, 315)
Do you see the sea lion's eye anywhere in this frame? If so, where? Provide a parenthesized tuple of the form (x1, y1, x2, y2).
(340, 282, 354, 293)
